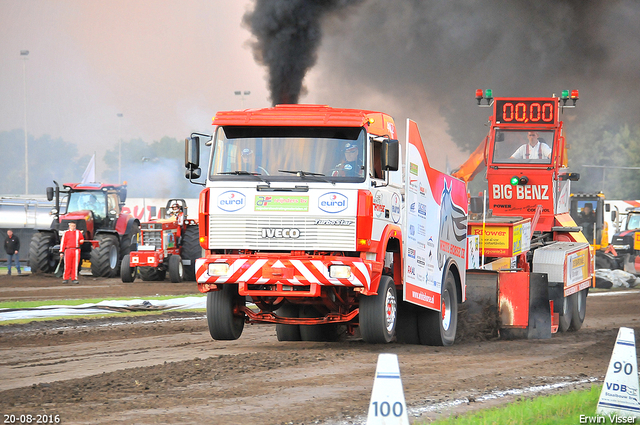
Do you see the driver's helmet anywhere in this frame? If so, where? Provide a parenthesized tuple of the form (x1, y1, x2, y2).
(82, 194, 97, 209)
(172, 203, 182, 212)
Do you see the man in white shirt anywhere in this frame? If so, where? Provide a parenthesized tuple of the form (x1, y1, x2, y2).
(511, 132, 552, 160)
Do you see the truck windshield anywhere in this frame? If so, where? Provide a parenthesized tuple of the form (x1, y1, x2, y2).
(627, 213, 640, 230)
(492, 129, 555, 164)
(209, 126, 366, 182)
(66, 192, 107, 220)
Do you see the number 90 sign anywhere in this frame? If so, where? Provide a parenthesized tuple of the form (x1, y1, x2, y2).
(495, 100, 556, 125)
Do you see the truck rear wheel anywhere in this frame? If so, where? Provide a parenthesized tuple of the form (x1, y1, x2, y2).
(360, 275, 397, 344)
(569, 288, 588, 331)
(206, 284, 245, 340)
(90, 234, 120, 277)
(299, 306, 339, 342)
(396, 300, 420, 344)
(169, 255, 183, 283)
(182, 225, 201, 281)
(29, 232, 58, 273)
(418, 271, 458, 346)
(120, 254, 136, 282)
(139, 266, 166, 281)
(275, 302, 301, 341)
(558, 295, 573, 332)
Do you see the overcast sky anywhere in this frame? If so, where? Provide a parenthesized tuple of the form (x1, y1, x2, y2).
(2, 0, 639, 183)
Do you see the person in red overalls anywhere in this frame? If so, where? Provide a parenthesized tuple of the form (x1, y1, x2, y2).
(60, 222, 84, 284)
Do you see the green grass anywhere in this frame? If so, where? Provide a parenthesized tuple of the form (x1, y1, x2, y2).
(0, 294, 205, 310)
(421, 385, 631, 425)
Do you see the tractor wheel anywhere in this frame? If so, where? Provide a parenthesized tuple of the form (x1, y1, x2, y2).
(569, 288, 588, 331)
(90, 234, 120, 278)
(418, 271, 458, 346)
(120, 222, 140, 257)
(299, 306, 339, 342)
(206, 284, 245, 340)
(139, 266, 166, 281)
(558, 295, 574, 332)
(395, 300, 420, 344)
(120, 254, 136, 283)
(275, 302, 301, 341)
(169, 255, 184, 283)
(360, 275, 397, 344)
(29, 232, 58, 273)
(182, 225, 201, 281)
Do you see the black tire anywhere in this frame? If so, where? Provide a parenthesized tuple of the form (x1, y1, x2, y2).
(29, 232, 58, 273)
(206, 285, 245, 340)
(169, 255, 184, 283)
(276, 302, 301, 341)
(299, 306, 339, 342)
(120, 222, 139, 257)
(90, 234, 120, 277)
(139, 266, 166, 281)
(395, 300, 420, 344)
(569, 288, 588, 331)
(558, 295, 573, 332)
(418, 271, 458, 346)
(360, 275, 397, 344)
(120, 254, 136, 282)
(182, 225, 201, 281)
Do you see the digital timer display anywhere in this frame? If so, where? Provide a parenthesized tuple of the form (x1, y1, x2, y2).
(495, 100, 556, 125)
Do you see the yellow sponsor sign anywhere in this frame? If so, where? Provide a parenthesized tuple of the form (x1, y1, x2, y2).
(567, 248, 589, 286)
(634, 232, 640, 251)
(469, 225, 510, 256)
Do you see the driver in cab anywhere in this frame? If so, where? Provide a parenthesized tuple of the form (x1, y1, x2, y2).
(511, 131, 552, 160)
(332, 142, 363, 177)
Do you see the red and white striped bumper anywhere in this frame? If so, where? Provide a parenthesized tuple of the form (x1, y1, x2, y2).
(196, 256, 375, 296)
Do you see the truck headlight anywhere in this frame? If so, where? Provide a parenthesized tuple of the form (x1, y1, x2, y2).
(613, 244, 630, 250)
(209, 263, 230, 276)
(329, 265, 352, 279)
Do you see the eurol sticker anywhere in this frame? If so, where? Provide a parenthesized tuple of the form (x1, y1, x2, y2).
(217, 190, 246, 212)
(319, 192, 348, 214)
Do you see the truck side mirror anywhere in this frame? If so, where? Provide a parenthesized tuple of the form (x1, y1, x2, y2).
(382, 139, 399, 171)
(185, 168, 202, 180)
(611, 210, 618, 222)
(185, 136, 200, 171)
(605, 203, 610, 212)
(46, 187, 54, 201)
(119, 187, 127, 203)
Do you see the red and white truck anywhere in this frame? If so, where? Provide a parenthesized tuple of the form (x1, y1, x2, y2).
(185, 95, 593, 344)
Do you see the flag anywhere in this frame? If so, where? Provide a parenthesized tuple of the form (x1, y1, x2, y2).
(81, 154, 96, 184)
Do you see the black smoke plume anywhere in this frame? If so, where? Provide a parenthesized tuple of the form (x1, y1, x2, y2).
(244, 0, 363, 105)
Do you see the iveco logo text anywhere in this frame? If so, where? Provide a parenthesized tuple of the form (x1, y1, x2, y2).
(318, 192, 348, 213)
(261, 228, 301, 238)
(217, 191, 246, 212)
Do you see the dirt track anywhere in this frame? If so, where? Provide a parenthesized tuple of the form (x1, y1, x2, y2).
(1, 273, 639, 424)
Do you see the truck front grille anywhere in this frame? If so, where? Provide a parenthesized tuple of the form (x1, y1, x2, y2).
(208, 215, 356, 251)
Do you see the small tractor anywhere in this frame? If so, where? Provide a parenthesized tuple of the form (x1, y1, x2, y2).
(608, 207, 640, 274)
(569, 192, 612, 269)
(29, 181, 139, 277)
(120, 199, 201, 283)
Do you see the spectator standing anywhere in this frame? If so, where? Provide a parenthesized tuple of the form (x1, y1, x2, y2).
(4, 230, 21, 275)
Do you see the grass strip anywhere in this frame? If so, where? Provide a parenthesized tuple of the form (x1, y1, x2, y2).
(422, 385, 630, 424)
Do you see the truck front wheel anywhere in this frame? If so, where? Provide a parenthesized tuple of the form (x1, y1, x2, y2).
(206, 284, 245, 340)
(360, 275, 397, 344)
(418, 271, 458, 346)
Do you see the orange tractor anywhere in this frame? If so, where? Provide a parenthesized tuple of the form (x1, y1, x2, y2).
(120, 199, 201, 283)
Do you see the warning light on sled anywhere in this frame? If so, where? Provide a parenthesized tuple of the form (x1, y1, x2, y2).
(510, 175, 528, 186)
(475, 89, 494, 107)
(561, 90, 570, 100)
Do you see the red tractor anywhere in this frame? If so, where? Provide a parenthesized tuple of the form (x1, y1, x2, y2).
(29, 181, 139, 277)
(120, 199, 201, 283)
